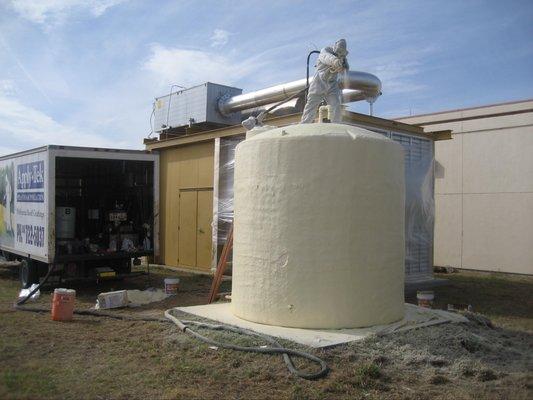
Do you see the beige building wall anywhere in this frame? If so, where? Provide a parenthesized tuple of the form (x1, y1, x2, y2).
(397, 100, 533, 275)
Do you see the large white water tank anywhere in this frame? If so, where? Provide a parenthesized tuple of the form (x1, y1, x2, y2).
(231, 123, 405, 329)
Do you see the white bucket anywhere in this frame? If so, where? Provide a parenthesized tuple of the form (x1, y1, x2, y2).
(417, 291, 434, 308)
(164, 278, 180, 295)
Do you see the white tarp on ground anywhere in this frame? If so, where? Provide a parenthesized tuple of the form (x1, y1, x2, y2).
(96, 289, 169, 309)
(175, 303, 468, 348)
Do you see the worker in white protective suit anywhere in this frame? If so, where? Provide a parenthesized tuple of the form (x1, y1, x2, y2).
(301, 39, 349, 123)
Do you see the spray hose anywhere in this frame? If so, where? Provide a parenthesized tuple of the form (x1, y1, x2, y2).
(16, 304, 329, 379)
(164, 309, 329, 380)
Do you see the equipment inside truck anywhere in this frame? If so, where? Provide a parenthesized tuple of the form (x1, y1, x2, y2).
(53, 157, 154, 279)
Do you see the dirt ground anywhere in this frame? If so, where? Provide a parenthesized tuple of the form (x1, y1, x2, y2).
(0, 262, 531, 400)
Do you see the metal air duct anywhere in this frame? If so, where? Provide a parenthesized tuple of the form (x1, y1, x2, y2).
(218, 70, 381, 116)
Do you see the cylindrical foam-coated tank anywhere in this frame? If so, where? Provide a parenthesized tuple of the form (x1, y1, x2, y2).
(231, 123, 405, 329)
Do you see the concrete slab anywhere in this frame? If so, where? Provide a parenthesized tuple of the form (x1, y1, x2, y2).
(175, 303, 467, 348)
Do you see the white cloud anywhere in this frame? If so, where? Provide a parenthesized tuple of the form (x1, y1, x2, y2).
(356, 46, 436, 96)
(142, 44, 265, 88)
(0, 80, 17, 96)
(0, 145, 18, 156)
(210, 29, 231, 47)
(0, 95, 124, 156)
(7, 0, 127, 24)
(373, 61, 428, 94)
(88, 0, 125, 17)
(0, 37, 53, 103)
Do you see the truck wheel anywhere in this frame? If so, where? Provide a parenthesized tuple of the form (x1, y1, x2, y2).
(20, 259, 39, 288)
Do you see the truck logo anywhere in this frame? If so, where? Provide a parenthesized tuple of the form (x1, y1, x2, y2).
(17, 161, 45, 190)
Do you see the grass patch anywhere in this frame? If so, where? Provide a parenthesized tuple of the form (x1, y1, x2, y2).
(430, 270, 533, 331)
(1, 368, 58, 398)
(477, 369, 498, 382)
(429, 373, 449, 385)
(352, 362, 381, 388)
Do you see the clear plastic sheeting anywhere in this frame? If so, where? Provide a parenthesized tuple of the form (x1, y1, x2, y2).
(369, 129, 435, 281)
(216, 136, 243, 244)
(390, 132, 434, 281)
(212, 128, 434, 281)
(212, 136, 245, 270)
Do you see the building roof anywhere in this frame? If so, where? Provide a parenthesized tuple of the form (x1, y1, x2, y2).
(145, 110, 451, 151)
(396, 98, 533, 126)
(0, 144, 152, 161)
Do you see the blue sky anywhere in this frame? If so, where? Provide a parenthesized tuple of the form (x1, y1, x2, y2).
(0, 0, 532, 155)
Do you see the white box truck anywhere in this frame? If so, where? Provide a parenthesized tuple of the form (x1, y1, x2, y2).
(0, 145, 159, 287)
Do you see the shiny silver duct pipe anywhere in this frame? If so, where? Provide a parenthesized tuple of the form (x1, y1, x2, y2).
(218, 70, 381, 115)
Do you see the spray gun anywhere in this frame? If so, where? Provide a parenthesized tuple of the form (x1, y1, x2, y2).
(329, 57, 349, 75)
(241, 111, 266, 131)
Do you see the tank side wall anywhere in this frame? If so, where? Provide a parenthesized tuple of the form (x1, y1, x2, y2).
(232, 130, 405, 329)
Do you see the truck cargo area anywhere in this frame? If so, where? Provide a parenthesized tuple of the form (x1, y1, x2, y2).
(54, 156, 154, 277)
(1, 145, 158, 287)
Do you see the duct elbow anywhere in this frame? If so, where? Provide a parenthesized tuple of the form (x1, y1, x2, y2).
(340, 71, 382, 104)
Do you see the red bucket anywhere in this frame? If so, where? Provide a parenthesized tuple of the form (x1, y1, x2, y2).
(51, 288, 76, 321)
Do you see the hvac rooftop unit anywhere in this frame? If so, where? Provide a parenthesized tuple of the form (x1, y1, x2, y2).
(153, 82, 242, 133)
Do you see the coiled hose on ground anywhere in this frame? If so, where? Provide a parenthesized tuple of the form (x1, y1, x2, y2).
(164, 309, 329, 380)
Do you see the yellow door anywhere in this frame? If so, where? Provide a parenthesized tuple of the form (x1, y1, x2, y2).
(196, 189, 213, 270)
(178, 190, 197, 267)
